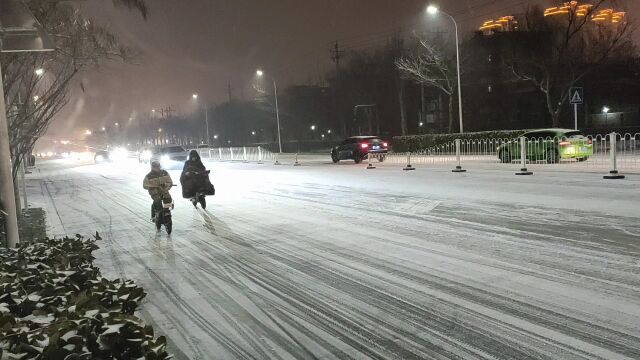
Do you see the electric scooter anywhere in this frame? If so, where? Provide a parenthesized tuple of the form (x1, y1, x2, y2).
(189, 170, 211, 209)
(154, 185, 176, 234)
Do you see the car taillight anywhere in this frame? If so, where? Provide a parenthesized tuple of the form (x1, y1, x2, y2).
(559, 140, 571, 146)
(383, 142, 388, 147)
(360, 143, 369, 149)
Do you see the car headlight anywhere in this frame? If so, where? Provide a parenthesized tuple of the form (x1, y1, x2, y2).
(109, 147, 128, 161)
(160, 155, 171, 167)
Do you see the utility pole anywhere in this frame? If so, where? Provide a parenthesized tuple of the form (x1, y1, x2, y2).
(227, 82, 233, 102)
(331, 41, 346, 136)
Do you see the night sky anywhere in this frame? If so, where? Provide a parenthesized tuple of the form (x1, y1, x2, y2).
(50, 0, 638, 137)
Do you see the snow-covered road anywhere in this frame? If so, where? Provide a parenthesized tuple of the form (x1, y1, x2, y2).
(27, 159, 640, 359)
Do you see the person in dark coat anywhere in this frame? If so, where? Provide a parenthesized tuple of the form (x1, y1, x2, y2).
(180, 150, 214, 208)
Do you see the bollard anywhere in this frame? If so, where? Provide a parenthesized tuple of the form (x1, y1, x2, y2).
(293, 153, 302, 166)
(452, 139, 466, 173)
(218, 147, 222, 161)
(604, 132, 625, 179)
(274, 152, 281, 165)
(366, 152, 376, 169)
(403, 152, 415, 171)
(257, 146, 264, 164)
(516, 136, 533, 175)
(229, 147, 234, 161)
(243, 146, 248, 163)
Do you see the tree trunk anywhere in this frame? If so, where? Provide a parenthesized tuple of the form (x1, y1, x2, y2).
(398, 79, 407, 136)
(448, 95, 454, 133)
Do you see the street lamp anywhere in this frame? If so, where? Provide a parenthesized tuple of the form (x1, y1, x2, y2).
(327, 129, 332, 134)
(101, 127, 106, 131)
(427, 5, 464, 133)
(256, 69, 282, 153)
(158, 128, 162, 133)
(192, 93, 210, 145)
(85, 129, 92, 135)
(114, 122, 119, 127)
(419, 122, 424, 127)
(251, 131, 256, 136)
(213, 134, 219, 140)
(602, 106, 610, 114)
(310, 125, 316, 131)
(34, 68, 44, 76)
(33, 95, 39, 102)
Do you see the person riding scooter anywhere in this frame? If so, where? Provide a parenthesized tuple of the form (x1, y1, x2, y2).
(180, 150, 215, 208)
(143, 160, 173, 221)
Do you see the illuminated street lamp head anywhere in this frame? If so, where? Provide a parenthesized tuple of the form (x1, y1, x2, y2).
(192, 93, 198, 100)
(256, 69, 264, 77)
(158, 128, 162, 133)
(419, 122, 424, 127)
(251, 131, 256, 135)
(213, 134, 219, 139)
(33, 95, 39, 102)
(85, 129, 92, 135)
(114, 122, 119, 126)
(427, 5, 439, 15)
(310, 125, 316, 131)
(35, 68, 44, 76)
(602, 106, 610, 114)
(101, 127, 106, 131)
(327, 129, 332, 134)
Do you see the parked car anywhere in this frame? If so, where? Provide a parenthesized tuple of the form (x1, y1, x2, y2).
(331, 136, 389, 164)
(497, 128, 593, 163)
(147, 145, 189, 169)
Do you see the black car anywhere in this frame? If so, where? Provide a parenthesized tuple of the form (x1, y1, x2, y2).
(331, 136, 388, 164)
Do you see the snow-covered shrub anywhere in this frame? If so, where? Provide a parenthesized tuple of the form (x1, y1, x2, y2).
(0, 234, 171, 359)
(392, 130, 528, 152)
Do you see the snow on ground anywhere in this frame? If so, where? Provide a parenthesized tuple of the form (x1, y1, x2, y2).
(25, 158, 640, 359)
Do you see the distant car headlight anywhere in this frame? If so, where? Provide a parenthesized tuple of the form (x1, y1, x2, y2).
(141, 150, 152, 160)
(109, 147, 128, 162)
(160, 155, 171, 168)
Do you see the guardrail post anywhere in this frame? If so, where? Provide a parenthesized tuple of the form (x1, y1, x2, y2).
(403, 152, 415, 171)
(516, 136, 533, 175)
(229, 147, 234, 161)
(257, 146, 263, 164)
(604, 132, 625, 179)
(452, 139, 466, 173)
(218, 147, 222, 161)
(366, 151, 376, 169)
(294, 152, 301, 166)
(243, 146, 248, 163)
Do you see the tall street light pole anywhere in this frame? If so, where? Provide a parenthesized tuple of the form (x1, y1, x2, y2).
(193, 93, 210, 145)
(427, 5, 464, 133)
(256, 69, 282, 154)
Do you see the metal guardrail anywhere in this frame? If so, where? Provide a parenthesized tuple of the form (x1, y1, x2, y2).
(384, 133, 639, 174)
(199, 146, 277, 163)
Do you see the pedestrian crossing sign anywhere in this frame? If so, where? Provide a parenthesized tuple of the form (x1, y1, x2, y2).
(570, 87, 583, 104)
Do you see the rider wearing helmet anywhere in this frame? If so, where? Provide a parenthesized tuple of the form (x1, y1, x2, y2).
(143, 160, 173, 220)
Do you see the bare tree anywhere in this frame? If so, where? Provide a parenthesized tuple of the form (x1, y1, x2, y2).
(396, 36, 457, 133)
(503, 1, 635, 127)
(2, 1, 143, 180)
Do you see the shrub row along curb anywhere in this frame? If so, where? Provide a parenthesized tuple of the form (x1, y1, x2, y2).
(0, 234, 171, 359)
(392, 130, 528, 153)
